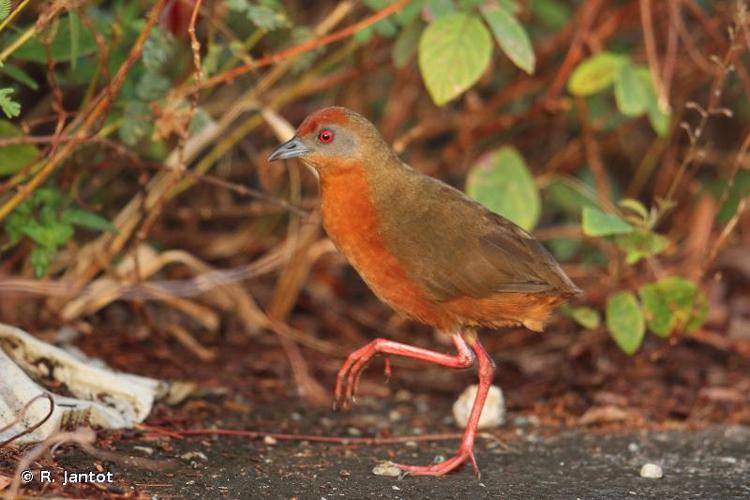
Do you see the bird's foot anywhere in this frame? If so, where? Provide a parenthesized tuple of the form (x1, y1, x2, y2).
(333, 343, 378, 410)
(394, 445, 480, 477)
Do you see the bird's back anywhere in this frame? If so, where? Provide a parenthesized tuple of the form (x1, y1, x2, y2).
(366, 162, 579, 330)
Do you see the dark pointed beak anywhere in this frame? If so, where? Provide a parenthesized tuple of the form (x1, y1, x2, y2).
(268, 136, 310, 162)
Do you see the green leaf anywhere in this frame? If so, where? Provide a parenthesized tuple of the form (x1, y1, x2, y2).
(425, 0, 455, 19)
(119, 101, 151, 146)
(561, 304, 601, 330)
(606, 291, 645, 355)
(393, 20, 424, 68)
(581, 207, 633, 236)
(618, 198, 649, 221)
(616, 229, 668, 264)
(0, 0, 10, 21)
(458, 0, 486, 9)
(636, 67, 670, 137)
(1, 63, 39, 90)
(466, 146, 540, 230)
(246, 1, 289, 30)
(567, 52, 626, 97)
(496, 0, 521, 13)
(9, 14, 103, 62)
(531, 0, 572, 29)
(481, 5, 535, 74)
(69, 12, 81, 70)
(418, 13, 492, 106)
(639, 277, 708, 337)
(0, 88, 20, 118)
(62, 208, 117, 233)
(136, 72, 170, 101)
(614, 61, 648, 116)
(395, 0, 424, 26)
(21, 221, 72, 248)
(30, 246, 54, 278)
(142, 29, 171, 71)
(0, 120, 38, 175)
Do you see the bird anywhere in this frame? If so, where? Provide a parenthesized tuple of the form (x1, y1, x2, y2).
(268, 106, 580, 476)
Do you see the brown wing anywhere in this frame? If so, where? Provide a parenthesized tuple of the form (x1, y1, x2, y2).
(371, 165, 580, 302)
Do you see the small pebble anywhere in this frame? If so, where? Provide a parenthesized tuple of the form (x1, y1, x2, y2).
(720, 456, 737, 464)
(394, 389, 413, 402)
(372, 461, 402, 477)
(264, 436, 278, 445)
(392, 485, 401, 491)
(628, 442, 639, 453)
(640, 463, 663, 479)
(453, 384, 505, 429)
(133, 446, 154, 455)
(347, 427, 362, 437)
(180, 451, 208, 461)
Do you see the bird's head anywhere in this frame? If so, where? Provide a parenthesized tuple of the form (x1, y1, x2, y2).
(267, 107, 394, 173)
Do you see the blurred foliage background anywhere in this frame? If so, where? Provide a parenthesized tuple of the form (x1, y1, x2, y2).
(0, 0, 749, 415)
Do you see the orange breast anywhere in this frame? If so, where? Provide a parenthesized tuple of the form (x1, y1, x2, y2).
(319, 164, 455, 330)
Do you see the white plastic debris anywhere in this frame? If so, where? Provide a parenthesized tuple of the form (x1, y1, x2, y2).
(452, 384, 505, 429)
(639, 463, 663, 479)
(0, 323, 170, 445)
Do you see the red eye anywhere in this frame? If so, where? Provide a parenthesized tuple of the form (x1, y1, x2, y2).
(318, 129, 334, 144)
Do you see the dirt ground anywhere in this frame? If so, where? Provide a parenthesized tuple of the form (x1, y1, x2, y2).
(4, 401, 750, 498)
(2, 311, 750, 498)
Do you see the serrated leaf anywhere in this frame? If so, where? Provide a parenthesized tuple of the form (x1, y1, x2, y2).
(606, 291, 645, 355)
(582, 207, 633, 236)
(568, 52, 625, 97)
(62, 208, 117, 233)
(246, 1, 289, 31)
(419, 13, 492, 106)
(142, 29, 170, 71)
(562, 304, 601, 330)
(639, 277, 708, 337)
(466, 146, 540, 231)
(481, 5, 535, 74)
(0, 120, 38, 175)
(616, 229, 668, 264)
(119, 101, 151, 146)
(9, 14, 103, 62)
(614, 61, 648, 116)
(393, 20, 424, 68)
(136, 72, 170, 101)
(0, 88, 20, 118)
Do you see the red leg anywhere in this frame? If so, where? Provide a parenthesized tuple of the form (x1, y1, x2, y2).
(334, 334, 474, 410)
(394, 335, 496, 476)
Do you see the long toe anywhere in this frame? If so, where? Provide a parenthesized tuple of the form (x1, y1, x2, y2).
(394, 448, 477, 476)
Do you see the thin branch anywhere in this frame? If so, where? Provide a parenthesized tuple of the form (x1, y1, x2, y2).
(0, 0, 170, 223)
(196, 0, 412, 91)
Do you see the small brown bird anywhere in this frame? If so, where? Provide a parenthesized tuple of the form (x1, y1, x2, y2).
(268, 107, 580, 476)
